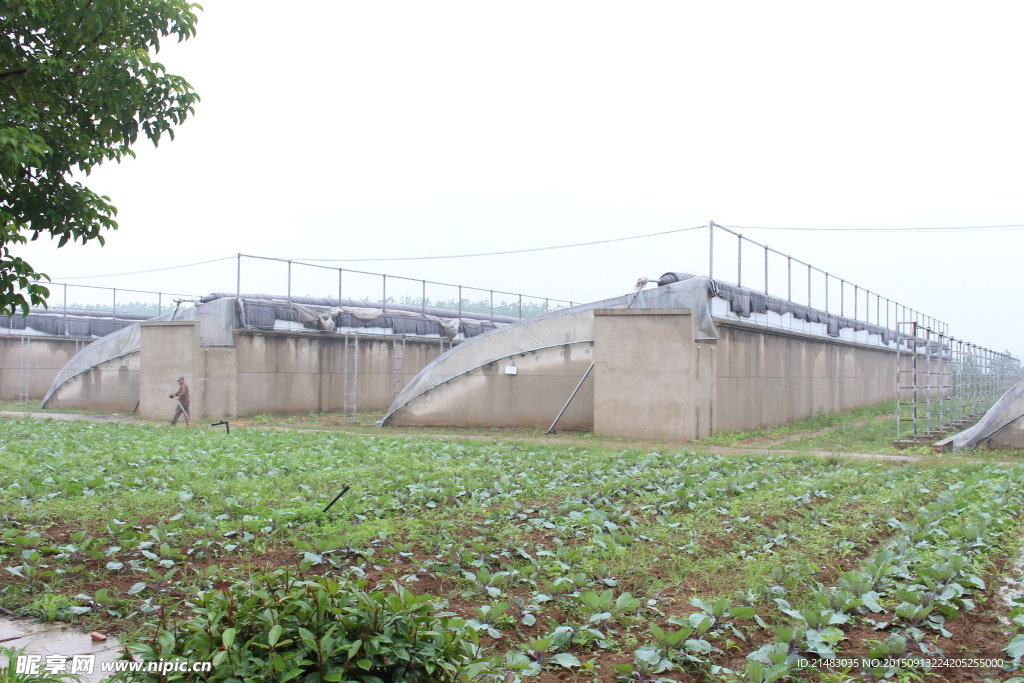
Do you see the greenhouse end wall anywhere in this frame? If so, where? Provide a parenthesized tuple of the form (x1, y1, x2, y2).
(386, 308, 899, 440)
(0, 336, 90, 400)
(133, 322, 452, 421)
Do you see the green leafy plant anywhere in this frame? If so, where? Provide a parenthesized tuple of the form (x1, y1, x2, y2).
(123, 569, 497, 682)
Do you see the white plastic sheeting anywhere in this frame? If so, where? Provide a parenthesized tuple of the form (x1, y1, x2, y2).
(951, 378, 1024, 451)
(40, 321, 146, 407)
(381, 278, 716, 424)
(39, 306, 205, 408)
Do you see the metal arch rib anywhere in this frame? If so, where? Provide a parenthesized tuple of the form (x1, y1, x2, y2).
(380, 339, 598, 423)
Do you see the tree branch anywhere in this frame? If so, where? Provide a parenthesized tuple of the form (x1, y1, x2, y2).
(0, 68, 27, 79)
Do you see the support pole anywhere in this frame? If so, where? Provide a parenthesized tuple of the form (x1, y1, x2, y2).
(547, 362, 595, 433)
(236, 253, 241, 298)
(737, 234, 742, 288)
(764, 246, 768, 295)
(708, 222, 714, 279)
(287, 260, 292, 303)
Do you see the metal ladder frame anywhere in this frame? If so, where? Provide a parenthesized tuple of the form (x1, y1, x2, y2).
(391, 335, 406, 400)
(343, 332, 359, 422)
(18, 336, 30, 404)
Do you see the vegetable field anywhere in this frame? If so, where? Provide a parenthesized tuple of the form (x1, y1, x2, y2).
(2, 417, 1024, 682)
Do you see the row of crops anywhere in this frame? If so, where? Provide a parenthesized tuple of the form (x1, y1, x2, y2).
(2, 418, 1024, 681)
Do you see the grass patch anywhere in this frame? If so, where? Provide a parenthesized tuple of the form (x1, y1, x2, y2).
(697, 400, 898, 448)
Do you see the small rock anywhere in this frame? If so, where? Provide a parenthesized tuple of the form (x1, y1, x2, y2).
(91, 632, 107, 642)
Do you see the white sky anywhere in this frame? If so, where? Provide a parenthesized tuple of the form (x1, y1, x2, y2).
(16, 1, 1024, 355)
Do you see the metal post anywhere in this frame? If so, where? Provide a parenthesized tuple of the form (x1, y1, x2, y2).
(339, 269, 343, 304)
(840, 279, 845, 317)
(825, 275, 829, 313)
(708, 222, 714, 279)
(545, 298, 549, 314)
(737, 234, 742, 288)
(422, 280, 426, 315)
(236, 253, 241, 297)
(854, 285, 858, 321)
(382, 275, 386, 314)
(764, 246, 768, 295)
(547, 362, 595, 433)
(63, 284, 67, 336)
(158, 292, 162, 317)
(490, 290, 494, 321)
(787, 257, 792, 302)
(112, 288, 117, 320)
(458, 285, 462, 321)
(807, 267, 811, 307)
(287, 260, 292, 302)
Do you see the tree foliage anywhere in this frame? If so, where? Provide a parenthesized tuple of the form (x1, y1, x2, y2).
(0, 0, 200, 315)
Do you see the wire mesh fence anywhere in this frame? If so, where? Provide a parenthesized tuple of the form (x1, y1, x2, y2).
(235, 254, 574, 321)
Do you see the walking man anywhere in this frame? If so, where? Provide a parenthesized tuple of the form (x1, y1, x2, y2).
(169, 376, 191, 426)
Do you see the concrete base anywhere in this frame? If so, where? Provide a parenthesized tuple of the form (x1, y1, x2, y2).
(594, 309, 715, 441)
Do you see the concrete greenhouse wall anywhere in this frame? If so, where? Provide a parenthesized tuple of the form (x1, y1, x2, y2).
(390, 308, 899, 441)
(0, 336, 91, 400)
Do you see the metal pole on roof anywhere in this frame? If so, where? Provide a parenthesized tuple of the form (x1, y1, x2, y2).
(825, 274, 829, 314)
(458, 285, 462, 321)
(708, 222, 714, 279)
(421, 280, 426, 315)
(158, 292, 162, 317)
(338, 268, 343, 304)
(840, 279, 845, 317)
(490, 290, 493, 321)
(236, 253, 240, 298)
(737, 234, 742, 288)
(518, 294, 522, 319)
(854, 285, 858, 321)
(112, 288, 117, 321)
(764, 246, 768, 295)
(63, 284, 67, 336)
(787, 257, 791, 302)
(383, 275, 386, 314)
(807, 266, 811, 307)
(287, 260, 292, 303)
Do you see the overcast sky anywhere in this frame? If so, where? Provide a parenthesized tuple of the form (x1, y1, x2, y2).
(17, 2, 1024, 355)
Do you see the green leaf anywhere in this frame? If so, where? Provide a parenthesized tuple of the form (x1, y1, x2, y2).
(551, 652, 580, 668)
(1006, 634, 1024, 658)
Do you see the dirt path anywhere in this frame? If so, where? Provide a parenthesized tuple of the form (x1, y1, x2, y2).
(0, 616, 123, 682)
(0, 410, 139, 423)
(1, 408, 929, 463)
